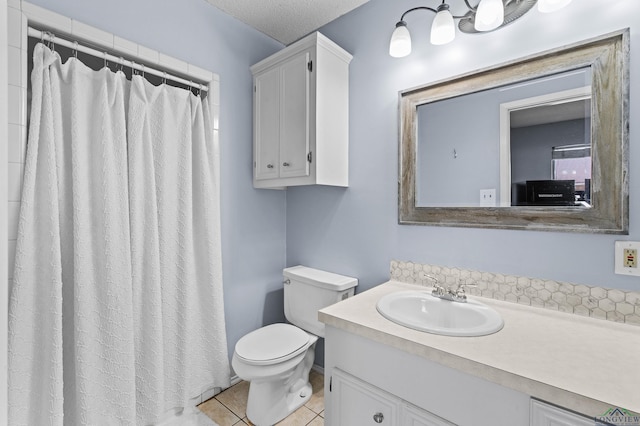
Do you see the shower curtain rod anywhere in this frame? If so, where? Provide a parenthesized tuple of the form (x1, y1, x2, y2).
(28, 27, 209, 93)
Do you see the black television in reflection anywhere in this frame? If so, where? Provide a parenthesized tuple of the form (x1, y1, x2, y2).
(512, 180, 576, 206)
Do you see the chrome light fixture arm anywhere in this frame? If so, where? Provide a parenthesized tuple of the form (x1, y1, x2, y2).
(398, 4, 471, 21)
(389, 0, 573, 58)
(389, 0, 504, 57)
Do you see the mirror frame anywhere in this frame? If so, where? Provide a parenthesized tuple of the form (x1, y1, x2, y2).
(399, 30, 629, 234)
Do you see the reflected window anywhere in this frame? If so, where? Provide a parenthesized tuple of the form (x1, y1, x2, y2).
(552, 144, 591, 203)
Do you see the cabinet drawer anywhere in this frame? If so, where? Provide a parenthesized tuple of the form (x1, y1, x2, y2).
(530, 399, 594, 426)
(331, 368, 400, 425)
(403, 402, 455, 426)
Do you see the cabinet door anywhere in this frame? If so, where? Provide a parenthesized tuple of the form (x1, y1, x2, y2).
(331, 369, 400, 426)
(254, 66, 280, 180)
(279, 51, 310, 179)
(530, 400, 594, 426)
(402, 403, 455, 426)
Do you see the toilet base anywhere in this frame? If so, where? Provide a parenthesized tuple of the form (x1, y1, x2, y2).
(245, 342, 316, 426)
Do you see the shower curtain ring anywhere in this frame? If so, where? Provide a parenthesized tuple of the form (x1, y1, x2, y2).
(45, 31, 55, 51)
(162, 72, 167, 85)
(132, 61, 137, 76)
(103, 52, 108, 69)
(73, 41, 78, 59)
(198, 83, 203, 97)
(118, 57, 124, 72)
(140, 64, 145, 78)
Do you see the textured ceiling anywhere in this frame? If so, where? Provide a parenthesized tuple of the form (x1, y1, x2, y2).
(205, 0, 370, 45)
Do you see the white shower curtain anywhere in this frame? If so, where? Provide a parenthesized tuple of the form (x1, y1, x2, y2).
(8, 43, 230, 425)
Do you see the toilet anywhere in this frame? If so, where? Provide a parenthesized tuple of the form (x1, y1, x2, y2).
(232, 265, 358, 426)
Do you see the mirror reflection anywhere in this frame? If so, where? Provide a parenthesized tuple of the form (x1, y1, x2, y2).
(508, 92, 591, 208)
(416, 67, 592, 208)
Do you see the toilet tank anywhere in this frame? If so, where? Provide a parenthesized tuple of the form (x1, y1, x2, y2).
(283, 266, 358, 338)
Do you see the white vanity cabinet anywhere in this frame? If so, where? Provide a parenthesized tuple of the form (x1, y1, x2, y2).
(530, 400, 594, 426)
(330, 368, 454, 426)
(251, 32, 352, 188)
(324, 326, 531, 426)
(321, 281, 639, 425)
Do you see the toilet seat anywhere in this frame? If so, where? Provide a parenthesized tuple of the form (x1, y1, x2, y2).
(235, 323, 310, 366)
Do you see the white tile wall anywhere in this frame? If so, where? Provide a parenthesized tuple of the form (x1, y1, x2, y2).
(7, 163, 22, 202)
(7, 46, 20, 85)
(71, 19, 113, 46)
(6, 241, 15, 280)
(7, 7, 21, 48)
(7, 202, 19, 241)
(6, 2, 25, 284)
(7, 124, 24, 163)
(7, 84, 22, 125)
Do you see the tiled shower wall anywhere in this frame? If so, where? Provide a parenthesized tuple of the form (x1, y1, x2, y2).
(390, 260, 640, 327)
(6, 0, 27, 294)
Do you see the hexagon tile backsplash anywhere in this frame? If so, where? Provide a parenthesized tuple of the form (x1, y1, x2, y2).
(390, 260, 640, 327)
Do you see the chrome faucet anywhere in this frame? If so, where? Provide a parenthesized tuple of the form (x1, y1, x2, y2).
(430, 279, 477, 303)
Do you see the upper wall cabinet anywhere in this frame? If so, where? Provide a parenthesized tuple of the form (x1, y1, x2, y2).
(251, 32, 352, 189)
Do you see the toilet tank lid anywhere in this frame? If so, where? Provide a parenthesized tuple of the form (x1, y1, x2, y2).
(283, 265, 358, 291)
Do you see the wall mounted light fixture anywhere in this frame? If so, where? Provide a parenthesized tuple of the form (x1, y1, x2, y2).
(389, 0, 572, 57)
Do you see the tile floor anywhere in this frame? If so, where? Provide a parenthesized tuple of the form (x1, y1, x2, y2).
(198, 370, 325, 426)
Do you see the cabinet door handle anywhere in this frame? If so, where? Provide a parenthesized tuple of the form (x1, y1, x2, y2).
(282, 162, 290, 167)
(373, 412, 384, 423)
(266, 164, 274, 169)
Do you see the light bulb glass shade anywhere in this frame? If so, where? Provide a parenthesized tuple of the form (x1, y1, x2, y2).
(475, 0, 505, 32)
(538, 0, 572, 13)
(389, 21, 412, 57)
(430, 9, 456, 45)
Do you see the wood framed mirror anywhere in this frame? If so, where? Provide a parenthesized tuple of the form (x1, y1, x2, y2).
(399, 30, 629, 233)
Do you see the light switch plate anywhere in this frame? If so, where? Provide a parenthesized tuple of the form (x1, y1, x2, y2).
(480, 189, 496, 207)
(614, 241, 640, 276)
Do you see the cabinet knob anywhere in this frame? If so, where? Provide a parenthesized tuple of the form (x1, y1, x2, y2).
(373, 412, 384, 423)
(266, 164, 274, 169)
(282, 162, 290, 167)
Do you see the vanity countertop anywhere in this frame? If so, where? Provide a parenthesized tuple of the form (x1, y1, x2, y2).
(319, 280, 640, 416)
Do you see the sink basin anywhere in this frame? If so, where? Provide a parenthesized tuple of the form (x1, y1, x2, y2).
(376, 291, 504, 337)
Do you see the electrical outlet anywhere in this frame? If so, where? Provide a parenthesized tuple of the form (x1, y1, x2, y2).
(624, 248, 638, 268)
(480, 189, 496, 207)
(615, 241, 640, 276)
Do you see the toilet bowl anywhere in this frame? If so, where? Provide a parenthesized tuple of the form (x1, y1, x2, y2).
(232, 266, 357, 426)
(232, 324, 318, 425)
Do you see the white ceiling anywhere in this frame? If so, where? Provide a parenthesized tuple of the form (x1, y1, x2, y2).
(204, 0, 370, 45)
(510, 100, 591, 128)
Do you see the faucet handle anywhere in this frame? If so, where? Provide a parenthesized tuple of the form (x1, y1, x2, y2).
(453, 281, 477, 297)
(458, 281, 476, 290)
(424, 274, 445, 295)
(431, 285, 446, 297)
(423, 274, 439, 285)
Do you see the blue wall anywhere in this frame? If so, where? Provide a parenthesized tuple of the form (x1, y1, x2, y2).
(287, 0, 640, 300)
(25, 0, 288, 361)
(511, 118, 590, 184)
